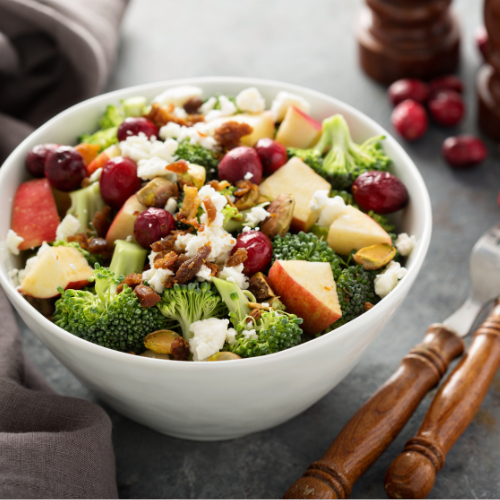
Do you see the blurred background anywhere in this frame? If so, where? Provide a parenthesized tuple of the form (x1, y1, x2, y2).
(11, 0, 500, 498)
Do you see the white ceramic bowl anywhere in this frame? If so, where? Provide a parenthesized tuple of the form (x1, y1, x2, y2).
(0, 77, 432, 441)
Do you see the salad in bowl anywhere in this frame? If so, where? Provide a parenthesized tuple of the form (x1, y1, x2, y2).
(5, 84, 416, 364)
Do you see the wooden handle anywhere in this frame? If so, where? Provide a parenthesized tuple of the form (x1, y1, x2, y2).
(283, 325, 464, 499)
(385, 300, 500, 499)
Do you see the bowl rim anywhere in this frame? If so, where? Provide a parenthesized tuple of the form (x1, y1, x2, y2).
(0, 76, 432, 369)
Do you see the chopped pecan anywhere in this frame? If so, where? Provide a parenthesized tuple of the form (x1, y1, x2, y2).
(226, 248, 248, 267)
(214, 121, 253, 150)
(87, 237, 110, 255)
(154, 251, 179, 270)
(175, 244, 212, 284)
(151, 233, 179, 254)
(203, 196, 217, 226)
(177, 185, 200, 221)
(247, 309, 262, 323)
(170, 336, 191, 361)
(183, 98, 203, 114)
(364, 302, 374, 311)
(92, 206, 112, 238)
(166, 159, 189, 174)
(134, 284, 161, 307)
(67, 233, 88, 249)
(144, 102, 187, 127)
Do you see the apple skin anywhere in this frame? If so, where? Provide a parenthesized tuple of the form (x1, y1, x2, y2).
(12, 178, 59, 251)
(87, 144, 121, 175)
(106, 194, 147, 244)
(275, 106, 322, 148)
(268, 260, 342, 335)
(20, 246, 93, 299)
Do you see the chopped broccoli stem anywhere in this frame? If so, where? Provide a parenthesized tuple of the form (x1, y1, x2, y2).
(67, 182, 106, 232)
(110, 240, 147, 277)
(212, 277, 251, 321)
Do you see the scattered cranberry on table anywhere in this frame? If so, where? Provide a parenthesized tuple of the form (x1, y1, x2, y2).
(117, 117, 159, 142)
(476, 25, 489, 62)
(352, 171, 409, 214)
(25, 143, 60, 178)
(388, 79, 430, 106)
(45, 146, 87, 192)
(428, 90, 465, 127)
(391, 100, 428, 141)
(218, 146, 263, 185)
(100, 156, 142, 209)
(442, 135, 488, 169)
(134, 208, 176, 249)
(429, 75, 464, 95)
(255, 138, 288, 175)
(232, 231, 272, 275)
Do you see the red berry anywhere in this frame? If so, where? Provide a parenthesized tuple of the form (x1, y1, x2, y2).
(25, 143, 60, 178)
(45, 146, 87, 192)
(429, 75, 464, 94)
(232, 231, 272, 276)
(442, 135, 487, 169)
(352, 171, 409, 214)
(391, 100, 428, 141)
(100, 157, 141, 209)
(476, 25, 489, 62)
(388, 79, 430, 106)
(117, 117, 159, 142)
(428, 90, 465, 127)
(134, 208, 176, 249)
(218, 146, 263, 185)
(254, 138, 288, 175)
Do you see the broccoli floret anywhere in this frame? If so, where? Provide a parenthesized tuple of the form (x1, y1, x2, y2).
(52, 240, 107, 267)
(289, 114, 391, 190)
(67, 182, 106, 231)
(53, 265, 167, 352)
(287, 148, 323, 171)
(157, 282, 228, 340)
(333, 264, 379, 329)
(330, 189, 354, 205)
(272, 231, 344, 280)
(79, 127, 118, 152)
(99, 105, 124, 129)
(175, 140, 219, 179)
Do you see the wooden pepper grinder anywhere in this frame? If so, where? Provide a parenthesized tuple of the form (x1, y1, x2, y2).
(356, 0, 460, 84)
(478, 0, 500, 140)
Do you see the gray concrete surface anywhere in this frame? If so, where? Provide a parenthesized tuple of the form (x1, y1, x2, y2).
(16, 0, 500, 498)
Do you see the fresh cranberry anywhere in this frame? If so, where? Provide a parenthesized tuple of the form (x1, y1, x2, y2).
(391, 100, 428, 141)
(388, 79, 430, 106)
(218, 146, 263, 185)
(254, 138, 288, 175)
(99, 157, 141, 209)
(117, 117, 159, 142)
(429, 75, 464, 94)
(134, 208, 176, 249)
(476, 26, 489, 62)
(25, 143, 59, 178)
(232, 231, 272, 275)
(442, 135, 487, 169)
(45, 146, 87, 192)
(428, 90, 465, 127)
(352, 171, 409, 214)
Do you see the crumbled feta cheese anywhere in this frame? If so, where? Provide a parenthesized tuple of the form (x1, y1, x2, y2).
(395, 233, 416, 257)
(200, 96, 217, 114)
(262, 302, 269, 308)
(236, 87, 266, 114)
(374, 261, 408, 298)
(89, 167, 102, 183)
(165, 197, 178, 214)
(218, 263, 249, 290)
(196, 264, 213, 282)
(198, 185, 228, 228)
(153, 85, 203, 107)
(120, 133, 178, 163)
(244, 172, 254, 180)
(125, 235, 133, 242)
(56, 215, 82, 241)
(242, 226, 253, 233)
(180, 225, 236, 265)
(241, 328, 258, 341)
(173, 106, 188, 119)
(309, 191, 346, 227)
(137, 156, 176, 181)
(271, 91, 311, 122)
(142, 267, 173, 294)
(159, 121, 217, 150)
(6, 229, 24, 255)
(225, 328, 238, 345)
(205, 96, 238, 122)
(189, 318, 230, 361)
(244, 206, 269, 228)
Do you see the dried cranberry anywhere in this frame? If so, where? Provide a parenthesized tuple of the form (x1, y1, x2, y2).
(352, 171, 409, 214)
(428, 90, 465, 127)
(45, 146, 87, 192)
(255, 138, 288, 175)
(429, 75, 464, 94)
(117, 117, 159, 142)
(442, 135, 487, 169)
(218, 146, 263, 185)
(100, 156, 141, 209)
(391, 100, 428, 141)
(134, 208, 176, 249)
(25, 144, 59, 178)
(232, 231, 272, 275)
(388, 79, 430, 106)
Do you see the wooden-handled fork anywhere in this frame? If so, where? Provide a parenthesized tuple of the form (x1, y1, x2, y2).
(284, 224, 500, 499)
